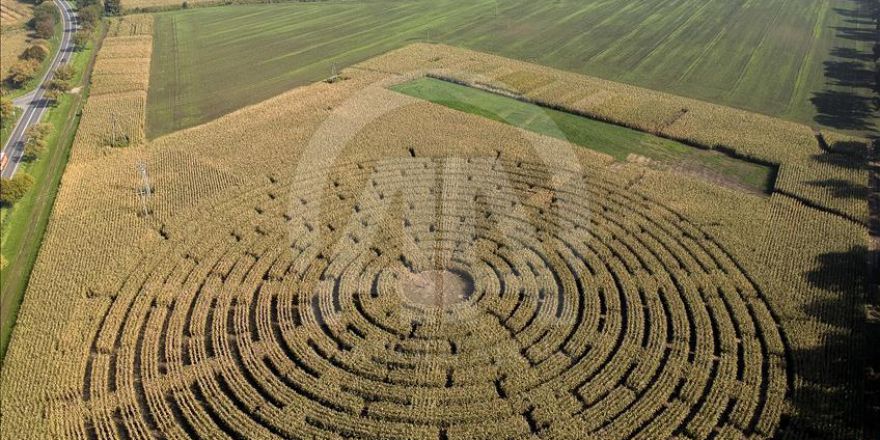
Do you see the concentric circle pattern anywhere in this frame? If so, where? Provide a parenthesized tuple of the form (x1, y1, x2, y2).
(80, 158, 786, 439)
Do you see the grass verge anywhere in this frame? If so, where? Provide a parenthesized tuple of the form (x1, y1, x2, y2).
(0, 107, 23, 148)
(146, 0, 871, 137)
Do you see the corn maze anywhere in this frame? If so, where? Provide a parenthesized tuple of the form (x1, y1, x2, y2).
(0, 36, 869, 439)
(51, 157, 787, 439)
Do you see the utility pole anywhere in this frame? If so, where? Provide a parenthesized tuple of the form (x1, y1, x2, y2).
(136, 161, 152, 216)
(110, 113, 118, 147)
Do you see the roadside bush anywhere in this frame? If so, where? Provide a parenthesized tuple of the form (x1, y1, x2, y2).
(32, 3, 57, 39)
(33, 2, 57, 20)
(23, 138, 48, 161)
(44, 76, 71, 106)
(43, 88, 63, 105)
(48, 78, 71, 92)
(0, 98, 13, 120)
(23, 123, 52, 159)
(28, 122, 52, 140)
(73, 30, 91, 51)
(7, 59, 40, 87)
(78, 4, 102, 29)
(54, 64, 75, 82)
(105, 0, 121, 15)
(23, 122, 52, 160)
(21, 41, 50, 61)
(0, 173, 35, 206)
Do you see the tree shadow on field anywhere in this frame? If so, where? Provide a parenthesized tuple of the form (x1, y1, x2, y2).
(807, 178, 870, 200)
(778, 246, 872, 439)
(812, 90, 875, 132)
(831, 47, 875, 63)
(824, 60, 875, 89)
(799, 0, 879, 436)
(811, 0, 878, 133)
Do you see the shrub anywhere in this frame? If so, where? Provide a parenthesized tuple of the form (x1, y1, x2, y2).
(21, 42, 50, 62)
(0, 98, 13, 120)
(73, 30, 91, 51)
(27, 122, 52, 140)
(105, 0, 122, 15)
(7, 59, 40, 87)
(78, 4, 102, 29)
(23, 137, 48, 161)
(23, 123, 52, 160)
(32, 3, 58, 39)
(48, 78, 71, 92)
(54, 64, 75, 82)
(43, 88, 63, 105)
(0, 173, 35, 206)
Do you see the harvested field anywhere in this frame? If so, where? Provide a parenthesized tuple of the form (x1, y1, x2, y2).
(0, 0, 33, 81)
(0, 28, 28, 79)
(145, 0, 878, 137)
(0, 40, 870, 440)
(0, 0, 30, 29)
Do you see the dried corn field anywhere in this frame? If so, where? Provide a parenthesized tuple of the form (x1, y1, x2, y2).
(71, 14, 153, 159)
(0, 0, 32, 80)
(0, 37, 870, 440)
(0, 0, 30, 28)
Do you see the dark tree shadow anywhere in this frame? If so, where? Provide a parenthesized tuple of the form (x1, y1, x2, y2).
(831, 47, 876, 62)
(801, 0, 879, 436)
(812, 90, 875, 131)
(808, 178, 870, 199)
(812, 0, 878, 133)
(824, 60, 875, 89)
(832, 25, 879, 42)
(812, 137, 870, 172)
(776, 246, 871, 439)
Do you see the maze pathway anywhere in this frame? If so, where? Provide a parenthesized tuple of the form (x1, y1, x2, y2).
(71, 157, 787, 440)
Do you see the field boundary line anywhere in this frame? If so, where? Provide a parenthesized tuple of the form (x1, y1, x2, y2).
(773, 189, 867, 227)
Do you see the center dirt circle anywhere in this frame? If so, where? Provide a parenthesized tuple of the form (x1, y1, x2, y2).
(398, 269, 474, 308)
(80, 158, 788, 439)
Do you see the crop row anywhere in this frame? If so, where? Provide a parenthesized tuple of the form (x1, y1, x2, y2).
(363, 44, 869, 223)
(50, 158, 788, 439)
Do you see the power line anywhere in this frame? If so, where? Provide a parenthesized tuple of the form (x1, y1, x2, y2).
(136, 161, 152, 216)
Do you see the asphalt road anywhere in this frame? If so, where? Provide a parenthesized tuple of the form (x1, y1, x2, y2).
(1, 0, 77, 179)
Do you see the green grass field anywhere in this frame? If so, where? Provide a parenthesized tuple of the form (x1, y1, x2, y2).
(392, 77, 775, 193)
(146, 0, 877, 138)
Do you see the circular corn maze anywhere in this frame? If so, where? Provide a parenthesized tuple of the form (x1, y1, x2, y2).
(81, 158, 787, 439)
